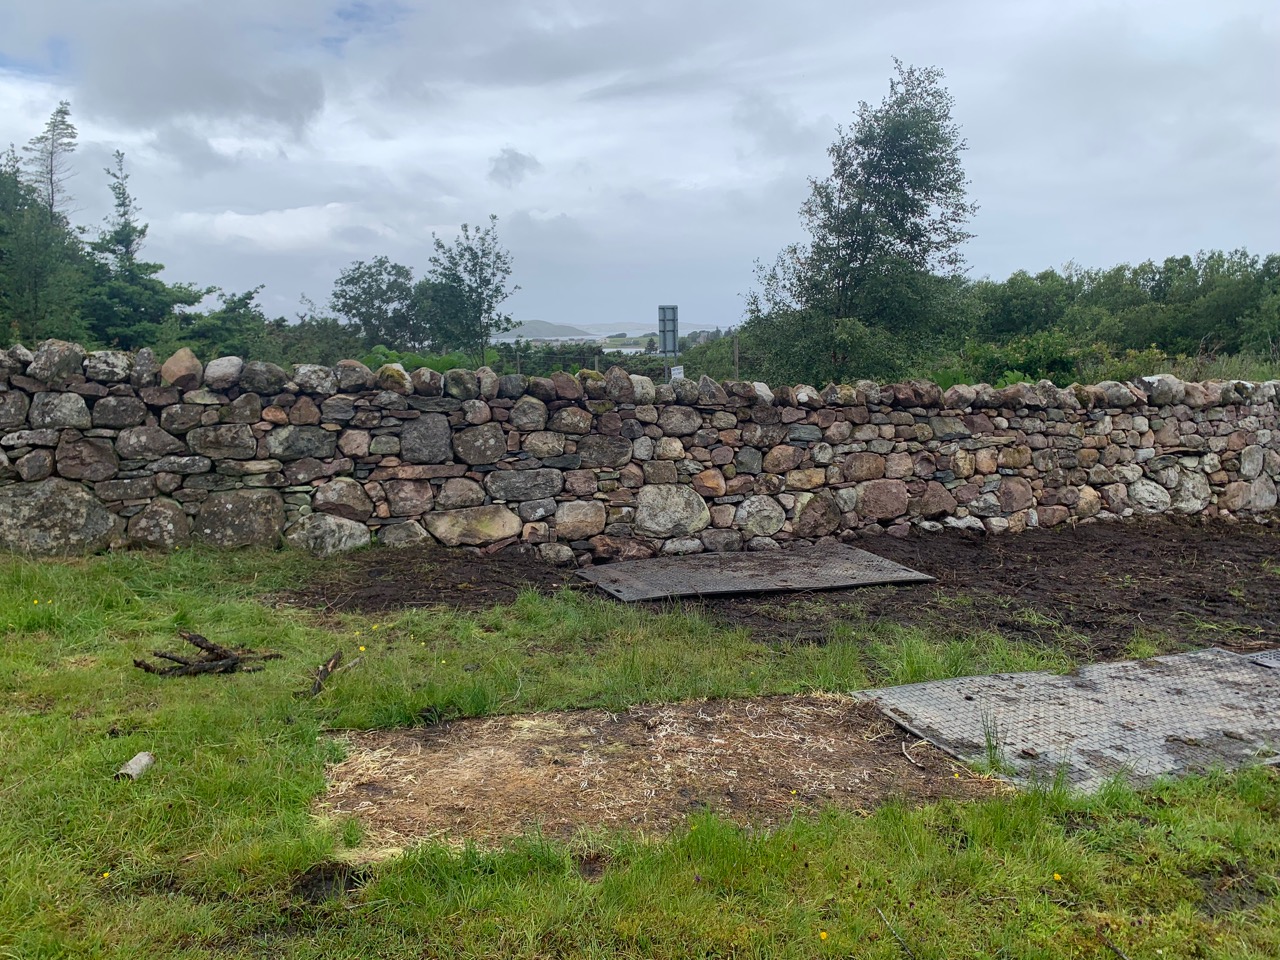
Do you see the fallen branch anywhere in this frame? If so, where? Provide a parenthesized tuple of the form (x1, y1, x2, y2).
(1097, 930, 1133, 960)
(309, 650, 343, 697)
(302, 650, 365, 698)
(875, 906, 918, 960)
(900, 741, 925, 769)
(115, 752, 155, 781)
(134, 631, 281, 677)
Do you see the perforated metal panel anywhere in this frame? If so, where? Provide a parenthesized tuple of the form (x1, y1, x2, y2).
(1250, 649, 1280, 669)
(859, 648, 1280, 793)
(576, 544, 933, 601)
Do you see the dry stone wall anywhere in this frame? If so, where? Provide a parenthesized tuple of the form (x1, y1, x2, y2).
(1, 339, 1278, 560)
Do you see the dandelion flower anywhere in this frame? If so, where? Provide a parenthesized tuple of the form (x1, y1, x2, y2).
(359, 645, 366, 652)
(33, 599, 39, 604)
(820, 931, 828, 941)
(1053, 873, 1062, 881)
(102, 871, 110, 878)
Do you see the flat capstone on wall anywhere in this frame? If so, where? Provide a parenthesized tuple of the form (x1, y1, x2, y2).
(1, 339, 1277, 560)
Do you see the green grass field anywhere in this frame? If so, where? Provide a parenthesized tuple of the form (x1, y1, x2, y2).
(1, 548, 1277, 958)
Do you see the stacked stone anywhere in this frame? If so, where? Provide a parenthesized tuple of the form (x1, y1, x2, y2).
(1, 339, 1278, 560)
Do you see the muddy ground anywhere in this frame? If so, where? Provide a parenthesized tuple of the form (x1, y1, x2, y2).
(320, 696, 999, 848)
(285, 520, 1280, 660)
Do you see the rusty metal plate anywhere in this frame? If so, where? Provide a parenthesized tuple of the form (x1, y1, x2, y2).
(859, 649, 1280, 793)
(575, 544, 933, 601)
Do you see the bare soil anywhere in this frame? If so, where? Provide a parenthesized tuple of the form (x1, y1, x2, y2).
(284, 520, 1280, 660)
(696, 520, 1280, 659)
(319, 695, 999, 848)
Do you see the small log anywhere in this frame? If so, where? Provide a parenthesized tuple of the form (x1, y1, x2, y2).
(115, 752, 155, 781)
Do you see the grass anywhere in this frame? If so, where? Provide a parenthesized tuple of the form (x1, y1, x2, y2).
(1, 547, 1278, 958)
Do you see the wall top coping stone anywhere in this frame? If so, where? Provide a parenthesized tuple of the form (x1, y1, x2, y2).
(3, 339, 1278, 414)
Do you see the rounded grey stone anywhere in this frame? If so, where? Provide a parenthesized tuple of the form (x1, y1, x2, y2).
(400, 414, 453, 464)
(27, 340, 86, 383)
(735, 495, 785, 537)
(195, 490, 285, 548)
(576, 434, 633, 468)
(453, 423, 506, 465)
(239, 361, 289, 394)
(509, 395, 548, 431)
(285, 513, 371, 557)
(91, 395, 147, 428)
(378, 520, 431, 547)
(126, 498, 192, 549)
(635, 483, 711, 538)
(203, 356, 244, 390)
(657, 405, 701, 437)
(0, 478, 118, 555)
(484, 468, 564, 502)
(30, 392, 91, 429)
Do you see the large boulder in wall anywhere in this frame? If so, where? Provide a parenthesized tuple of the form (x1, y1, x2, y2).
(194, 490, 285, 548)
(634, 483, 710, 537)
(422, 505, 521, 546)
(0, 478, 118, 555)
(284, 513, 371, 557)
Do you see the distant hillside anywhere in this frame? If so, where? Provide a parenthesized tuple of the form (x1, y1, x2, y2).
(506, 319, 595, 340)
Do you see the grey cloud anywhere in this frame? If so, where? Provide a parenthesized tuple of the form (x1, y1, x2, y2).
(731, 92, 826, 158)
(488, 148, 542, 188)
(1, 0, 1276, 333)
(150, 125, 233, 176)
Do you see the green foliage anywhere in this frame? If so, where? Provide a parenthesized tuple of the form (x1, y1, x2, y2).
(3, 550, 1280, 957)
(426, 214, 519, 367)
(0, 142, 89, 343)
(22, 99, 78, 217)
(745, 61, 978, 383)
(330, 255, 425, 351)
(957, 329, 1084, 386)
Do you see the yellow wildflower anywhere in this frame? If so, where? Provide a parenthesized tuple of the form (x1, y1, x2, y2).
(358, 646, 366, 652)
(819, 931, 828, 941)
(1053, 872, 1062, 881)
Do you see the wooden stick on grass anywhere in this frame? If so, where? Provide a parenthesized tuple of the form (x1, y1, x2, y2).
(875, 907, 919, 959)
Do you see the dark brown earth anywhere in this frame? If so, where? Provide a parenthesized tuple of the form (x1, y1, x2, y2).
(282, 520, 1280, 660)
(696, 520, 1280, 659)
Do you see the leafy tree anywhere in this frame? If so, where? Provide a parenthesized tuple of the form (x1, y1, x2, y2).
(330, 256, 421, 350)
(268, 296, 367, 364)
(0, 145, 87, 343)
(410, 278, 470, 354)
(744, 61, 977, 383)
(82, 152, 206, 348)
(425, 214, 519, 368)
(22, 100, 78, 217)
(167, 287, 273, 359)
(975, 269, 1074, 338)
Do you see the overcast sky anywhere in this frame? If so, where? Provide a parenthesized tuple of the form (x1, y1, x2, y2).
(1, 1, 1277, 335)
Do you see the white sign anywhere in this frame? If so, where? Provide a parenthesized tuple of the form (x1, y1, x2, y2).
(670, 365, 684, 380)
